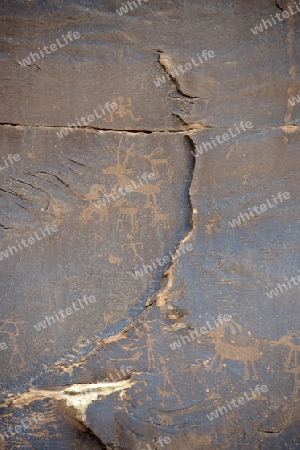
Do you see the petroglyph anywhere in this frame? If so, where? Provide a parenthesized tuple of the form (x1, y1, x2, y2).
(0, 319, 25, 367)
(285, 366, 300, 400)
(104, 96, 141, 122)
(122, 234, 144, 261)
(206, 321, 262, 380)
(270, 331, 300, 367)
(141, 147, 173, 178)
(205, 211, 222, 235)
(151, 206, 170, 229)
(81, 184, 109, 223)
(118, 203, 140, 233)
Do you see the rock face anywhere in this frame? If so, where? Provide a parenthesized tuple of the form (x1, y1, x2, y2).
(0, 0, 299, 449)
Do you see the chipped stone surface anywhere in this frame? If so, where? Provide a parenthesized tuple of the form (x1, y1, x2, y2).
(0, 0, 299, 449)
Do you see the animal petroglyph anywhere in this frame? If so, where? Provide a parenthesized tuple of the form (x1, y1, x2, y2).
(81, 184, 109, 223)
(108, 254, 122, 265)
(118, 203, 139, 233)
(270, 330, 300, 367)
(151, 207, 170, 229)
(205, 211, 222, 235)
(104, 138, 162, 207)
(103, 138, 138, 189)
(141, 147, 173, 178)
(206, 320, 262, 380)
(47, 198, 65, 224)
(270, 330, 300, 400)
(285, 366, 300, 400)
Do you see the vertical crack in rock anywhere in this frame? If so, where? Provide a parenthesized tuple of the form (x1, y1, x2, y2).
(147, 135, 196, 309)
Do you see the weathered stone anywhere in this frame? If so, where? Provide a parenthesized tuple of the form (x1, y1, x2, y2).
(0, 0, 299, 448)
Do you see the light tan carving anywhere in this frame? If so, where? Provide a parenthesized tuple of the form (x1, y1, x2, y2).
(243, 174, 250, 185)
(104, 96, 141, 122)
(226, 147, 235, 159)
(104, 139, 162, 207)
(144, 323, 155, 370)
(151, 206, 170, 229)
(0, 319, 25, 367)
(138, 180, 162, 206)
(141, 147, 173, 178)
(108, 254, 122, 265)
(103, 138, 137, 188)
(270, 330, 300, 400)
(48, 198, 65, 224)
(270, 331, 300, 367)
(205, 211, 222, 235)
(155, 409, 173, 426)
(207, 320, 262, 380)
(285, 366, 300, 400)
(81, 184, 109, 223)
(122, 234, 143, 261)
(158, 355, 183, 407)
(118, 203, 139, 233)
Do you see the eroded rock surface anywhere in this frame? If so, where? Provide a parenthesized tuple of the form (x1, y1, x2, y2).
(0, 0, 299, 449)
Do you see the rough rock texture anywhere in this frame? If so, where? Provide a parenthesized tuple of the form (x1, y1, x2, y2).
(0, 0, 299, 449)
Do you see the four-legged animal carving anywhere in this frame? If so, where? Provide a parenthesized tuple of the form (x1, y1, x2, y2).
(207, 320, 262, 380)
(81, 184, 109, 222)
(118, 204, 139, 233)
(151, 207, 170, 229)
(141, 147, 173, 178)
(270, 331, 300, 367)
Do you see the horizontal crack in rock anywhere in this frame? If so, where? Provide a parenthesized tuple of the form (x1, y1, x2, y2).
(0, 122, 188, 134)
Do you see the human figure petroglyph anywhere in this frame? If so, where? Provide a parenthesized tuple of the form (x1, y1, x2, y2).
(158, 355, 183, 407)
(103, 138, 137, 188)
(0, 319, 25, 367)
(144, 322, 155, 370)
(104, 138, 163, 207)
(104, 96, 141, 122)
(122, 234, 143, 261)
